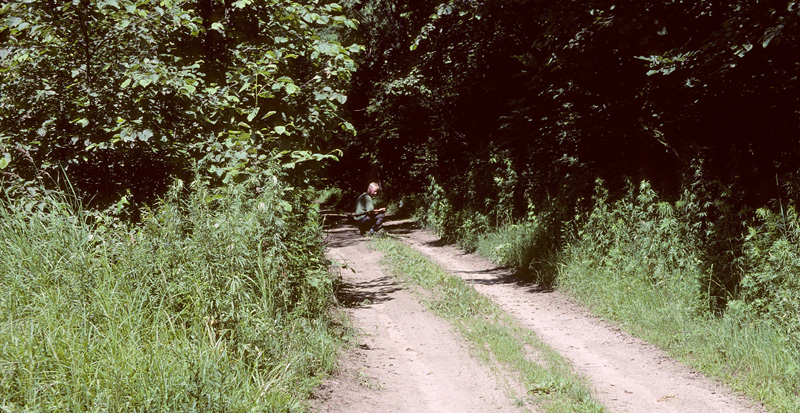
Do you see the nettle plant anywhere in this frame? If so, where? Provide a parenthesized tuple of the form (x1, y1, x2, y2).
(737, 204, 800, 346)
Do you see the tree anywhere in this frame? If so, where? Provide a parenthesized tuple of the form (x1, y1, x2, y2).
(0, 0, 359, 213)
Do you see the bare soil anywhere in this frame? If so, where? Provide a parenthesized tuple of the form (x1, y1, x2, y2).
(311, 217, 763, 412)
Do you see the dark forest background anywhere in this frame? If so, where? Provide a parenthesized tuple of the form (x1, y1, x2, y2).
(329, 0, 800, 311)
(336, 0, 799, 210)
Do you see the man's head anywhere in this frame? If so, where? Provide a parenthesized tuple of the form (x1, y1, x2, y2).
(367, 182, 380, 195)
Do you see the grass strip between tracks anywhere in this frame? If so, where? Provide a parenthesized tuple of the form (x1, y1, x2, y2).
(372, 237, 605, 413)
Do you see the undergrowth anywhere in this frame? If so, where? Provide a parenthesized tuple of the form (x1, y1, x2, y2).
(0, 170, 340, 411)
(559, 181, 800, 411)
(418, 176, 800, 411)
(372, 238, 604, 413)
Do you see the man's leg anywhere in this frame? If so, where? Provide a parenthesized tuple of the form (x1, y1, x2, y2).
(357, 216, 371, 235)
(369, 213, 385, 233)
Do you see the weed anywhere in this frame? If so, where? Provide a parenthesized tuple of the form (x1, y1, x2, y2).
(736, 204, 800, 347)
(357, 368, 382, 390)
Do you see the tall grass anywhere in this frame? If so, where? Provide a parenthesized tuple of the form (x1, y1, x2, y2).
(0, 171, 339, 411)
(559, 181, 704, 316)
(475, 213, 561, 286)
(737, 204, 800, 348)
(467, 180, 800, 411)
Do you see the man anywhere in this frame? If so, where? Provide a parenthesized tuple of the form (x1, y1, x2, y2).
(354, 182, 386, 235)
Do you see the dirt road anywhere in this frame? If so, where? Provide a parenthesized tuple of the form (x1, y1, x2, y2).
(312, 218, 762, 412)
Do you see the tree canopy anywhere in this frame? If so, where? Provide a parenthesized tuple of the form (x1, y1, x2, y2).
(1, 0, 358, 214)
(340, 0, 800, 213)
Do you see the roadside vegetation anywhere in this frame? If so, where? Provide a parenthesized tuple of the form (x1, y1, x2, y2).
(557, 181, 800, 412)
(3, 0, 799, 410)
(0, 170, 340, 411)
(373, 238, 604, 413)
(1, 1, 356, 410)
(418, 178, 800, 412)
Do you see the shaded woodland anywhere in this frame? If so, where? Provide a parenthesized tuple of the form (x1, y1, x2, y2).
(333, 0, 800, 309)
(339, 0, 800, 207)
(1, 0, 800, 409)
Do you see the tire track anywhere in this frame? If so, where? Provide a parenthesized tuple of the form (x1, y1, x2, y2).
(312, 224, 518, 412)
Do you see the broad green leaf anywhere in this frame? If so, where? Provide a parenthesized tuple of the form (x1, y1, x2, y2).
(247, 107, 260, 122)
(6, 17, 22, 27)
(0, 153, 10, 169)
(139, 129, 153, 142)
(121, 79, 131, 88)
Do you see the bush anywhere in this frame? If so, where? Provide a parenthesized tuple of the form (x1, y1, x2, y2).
(417, 177, 457, 240)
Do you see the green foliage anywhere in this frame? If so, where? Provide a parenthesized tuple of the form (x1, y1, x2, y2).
(0, 170, 339, 411)
(476, 214, 558, 286)
(488, 147, 518, 227)
(416, 177, 453, 237)
(342, 0, 800, 303)
(308, 185, 343, 207)
(562, 181, 704, 313)
(557, 181, 800, 411)
(1, 0, 358, 210)
(735, 204, 800, 347)
(0, 1, 359, 410)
